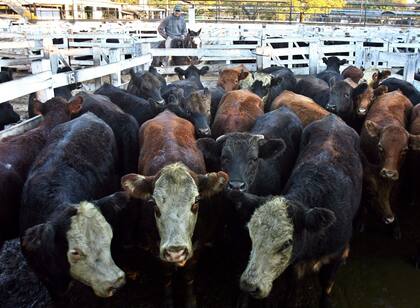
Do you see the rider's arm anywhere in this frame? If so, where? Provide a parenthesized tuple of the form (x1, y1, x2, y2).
(181, 17, 187, 37)
(158, 18, 168, 39)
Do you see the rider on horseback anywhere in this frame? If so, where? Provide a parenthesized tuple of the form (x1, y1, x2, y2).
(158, 4, 187, 65)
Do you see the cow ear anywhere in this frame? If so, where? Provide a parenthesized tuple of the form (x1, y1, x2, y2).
(304, 208, 336, 233)
(174, 67, 185, 79)
(258, 138, 286, 159)
(373, 85, 388, 97)
(371, 72, 378, 81)
(383, 70, 391, 78)
(197, 137, 222, 172)
(199, 66, 210, 75)
(32, 99, 44, 115)
(68, 95, 83, 115)
(21, 223, 55, 256)
(197, 171, 228, 198)
(339, 59, 347, 65)
(322, 57, 328, 64)
(365, 120, 381, 137)
(197, 29, 202, 35)
(239, 70, 249, 81)
(409, 134, 420, 151)
(121, 174, 154, 200)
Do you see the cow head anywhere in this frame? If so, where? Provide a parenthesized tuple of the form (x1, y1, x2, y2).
(352, 84, 388, 116)
(370, 70, 391, 88)
(127, 69, 165, 105)
(365, 121, 411, 181)
(322, 56, 347, 72)
(0, 102, 20, 129)
(240, 196, 335, 299)
(197, 133, 286, 193)
(121, 162, 228, 266)
(174, 65, 209, 81)
(217, 65, 250, 91)
(32, 96, 83, 122)
(325, 81, 353, 119)
(21, 201, 127, 297)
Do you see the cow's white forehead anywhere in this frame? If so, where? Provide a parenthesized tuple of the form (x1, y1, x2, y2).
(253, 72, 272, 87)
(67, 201, 112, 249)
(154, 163, 199, 206)
(248, 197, 293, 246)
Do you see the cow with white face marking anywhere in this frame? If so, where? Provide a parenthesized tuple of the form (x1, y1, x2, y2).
(239, 115, 362, 308)
(121, 110, 228, 308)
(20, 113, 127, 300)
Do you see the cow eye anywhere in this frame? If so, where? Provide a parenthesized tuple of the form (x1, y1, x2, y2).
(378, 144, 384, 152)
(344, 93, 350, 98)
(191, 202, 199, 214)
(278, 239, 293, 252)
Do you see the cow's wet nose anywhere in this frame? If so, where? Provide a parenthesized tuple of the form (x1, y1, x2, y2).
(380, 168, 399, 180)
(164, 246, 188, 262)
(198, 127, 211, 137)
(384, 216, 395, 224)
(227, 181, 246, 192)
(358, 108, 367, 115)
(326, 104, 337, 112)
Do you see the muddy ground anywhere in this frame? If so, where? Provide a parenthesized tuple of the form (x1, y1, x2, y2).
(2, 73, 420, 308)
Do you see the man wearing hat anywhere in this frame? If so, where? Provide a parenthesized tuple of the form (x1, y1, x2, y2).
(158, 4, 187, 65)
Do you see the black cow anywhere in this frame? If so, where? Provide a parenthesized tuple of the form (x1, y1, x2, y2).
(74, 92, 139, 174)
(380, 77, 420, 106)
(250, 67, 297, 111)
(296, 76, 330, 107)
(95, 83, 163, 126)
(28, 67, 81, 118)
(20, 113, 127, 300)
(0, 102, 20, 130)
(166, 88, 212, 137)
(238, 114, 362, 308)
(162, 65, 209, 99)
(127, 69, 165, 105)
(316, 56, 346, 86)
(198, 106, 302, 199)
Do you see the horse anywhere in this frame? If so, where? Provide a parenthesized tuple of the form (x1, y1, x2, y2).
(152, 29, 202, 67)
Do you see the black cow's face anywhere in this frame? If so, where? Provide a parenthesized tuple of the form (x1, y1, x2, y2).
(213, 133, 286, 193)
(21, 200, 128, 298)
(326, 81, 353, 119)
(0, 102, 20, 128)
(128, 70, 164, 105)
(322, 57, 347, 72)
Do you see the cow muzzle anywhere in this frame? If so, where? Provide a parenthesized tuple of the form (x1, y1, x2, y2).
(240, 277, 269, 299)
(163, 246, 189, 266)
(227, 180, 247, 192)
(93, 271, 126, 298)
(380, 168, 399, 181)
(357, 107, 367, 116)
(326, 104, 337, 113)
(197, 127, 211, 137)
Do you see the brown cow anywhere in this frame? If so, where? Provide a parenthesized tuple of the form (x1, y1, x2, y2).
(0, 96, 82, 247)
(369, 69, 391, 89)
(121, 110, 228, 308)
(342, 65, 364, 83)
(217, 64, 250, 91)
(212, 89, 264, 138)
(270, 90, 330, 126)
(360, 90, 415, 238)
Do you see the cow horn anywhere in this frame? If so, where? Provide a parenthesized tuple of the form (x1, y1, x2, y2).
(216, 135, 228, 143)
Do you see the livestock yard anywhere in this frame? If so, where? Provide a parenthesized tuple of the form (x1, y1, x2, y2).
(0, 16, 420, 308)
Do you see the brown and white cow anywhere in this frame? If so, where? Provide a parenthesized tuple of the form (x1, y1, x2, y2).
(121, 110, 228, 308)
(217, 64, 250, 91)
(360, 90, 416, 238)
(270, 90, 330, 127)
(211, 90, 264, 138)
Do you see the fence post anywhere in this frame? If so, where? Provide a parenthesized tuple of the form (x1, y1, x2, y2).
(109, 48, 122, 87)
(354, 41, 364, 68)
(404, 54, 417, 84)
(31, 59, 54, 102)
(309, 40, 320, 75)
(92, 46, 102, 89)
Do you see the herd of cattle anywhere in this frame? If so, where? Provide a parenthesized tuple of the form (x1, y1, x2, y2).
(0, 56, 420, 308)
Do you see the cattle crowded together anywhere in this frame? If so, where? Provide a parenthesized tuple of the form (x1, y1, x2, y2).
(0, 57, 420, 308)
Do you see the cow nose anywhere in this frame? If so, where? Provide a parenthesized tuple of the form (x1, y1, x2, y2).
(326, 104, 336, 112)
(384, 216, 395, 224)
(228, 181, 246, 192)
(380, 168, 399, 180)
(157, 99, 165, 106)
(358, 108, 367, 115)
(198, 127, 211, 136)
(106, 274, 126, 297)
(164, 246, 188, 262)
(240, 279, 260, 296)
